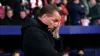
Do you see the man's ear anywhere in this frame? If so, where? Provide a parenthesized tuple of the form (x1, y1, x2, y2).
(41, 14, 47, 20)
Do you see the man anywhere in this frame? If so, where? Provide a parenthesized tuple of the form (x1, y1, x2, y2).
(67, 0, 85, 25)
(0, 6, 5, 25)
(21, 4, 61, 56)
(4, 9, 16, 25)
(16, 10, 27, 25)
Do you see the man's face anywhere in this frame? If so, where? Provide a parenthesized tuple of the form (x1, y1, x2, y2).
(7, 10, 13, 18)
(90, 0, 96, 5)
(20, 11, 27, 19)
(63, 0, 68, 5)
(44, 11, 61, 30)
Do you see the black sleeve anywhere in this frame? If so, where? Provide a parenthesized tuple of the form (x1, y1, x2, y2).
(23, 27, 61, 56)
(77, 5, 85, 15)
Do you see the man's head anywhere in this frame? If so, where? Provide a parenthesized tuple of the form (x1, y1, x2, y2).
(6, 9, 13, 18)
(32, 6, 41, 17)
(39, 4, 61, 30)
(20, 10, 27, 19)
(62, 0, 68, 5)
(90, 0, 96, 5)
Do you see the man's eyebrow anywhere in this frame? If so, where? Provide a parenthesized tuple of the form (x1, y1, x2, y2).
(56, 17, 60, 21)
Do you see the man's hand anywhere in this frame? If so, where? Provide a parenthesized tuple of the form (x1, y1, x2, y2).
(81, 5, 85, 8)
(52, 21, 61, 39)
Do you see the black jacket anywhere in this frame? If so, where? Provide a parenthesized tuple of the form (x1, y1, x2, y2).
(21, 18, 61, 56)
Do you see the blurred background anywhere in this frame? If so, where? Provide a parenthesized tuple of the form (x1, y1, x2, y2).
(0, 0, 100, 56)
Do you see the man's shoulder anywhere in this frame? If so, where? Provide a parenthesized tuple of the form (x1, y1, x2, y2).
(25, 26, 46, 35)
(26, 26, 40, 32)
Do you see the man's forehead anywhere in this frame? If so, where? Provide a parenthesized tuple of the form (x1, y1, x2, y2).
(53, 11, 61, 18)
(46, 11, 61, 20)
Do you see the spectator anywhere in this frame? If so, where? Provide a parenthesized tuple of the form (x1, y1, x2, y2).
(88, 0, 100, 25)
(62, 0, 71, 25)
(31, 6, 41, 18)
(4, 9, 15, 25)
(62, 0, 68, 6)
(67, 0, 85, 25)
(54, 0, 69, 25)
(80, 0, 89, 17)
(18, 10, 28, 25)
(20, 0, 30, 10)
(0, 6, 5, 25)
(2, 0, 21, 13)
(20, 10, 27, 19)
(96, 0, 100, 25)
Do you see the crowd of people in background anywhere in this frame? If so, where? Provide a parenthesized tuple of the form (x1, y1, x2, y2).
(0, 0, 100, 56)
(0, 0, 100, 26)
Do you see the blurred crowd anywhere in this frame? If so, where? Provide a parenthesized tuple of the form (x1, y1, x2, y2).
(0, 0, 100, 26)
(0, 0, 100, 56)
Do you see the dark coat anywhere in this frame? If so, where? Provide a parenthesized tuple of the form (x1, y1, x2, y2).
(3, 16, 16, 25)
(67, 3, 85, 25)
(88, 3, 100, 25)
(21, 18, 61, 56)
